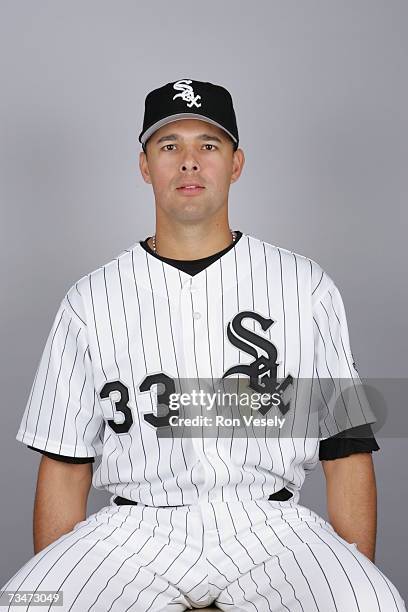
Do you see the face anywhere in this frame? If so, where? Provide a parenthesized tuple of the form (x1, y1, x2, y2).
(139, 119, 244, 224)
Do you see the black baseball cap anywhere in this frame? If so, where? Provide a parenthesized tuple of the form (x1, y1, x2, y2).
(139, 78, 239, 151)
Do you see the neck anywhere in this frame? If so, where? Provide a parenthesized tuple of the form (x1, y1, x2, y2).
(149, 224, 235, 260)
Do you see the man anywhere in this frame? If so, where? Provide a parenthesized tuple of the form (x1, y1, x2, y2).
(1, 79, 405, 611)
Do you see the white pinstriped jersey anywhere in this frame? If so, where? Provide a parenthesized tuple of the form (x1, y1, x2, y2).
(16, 233, 376, 506)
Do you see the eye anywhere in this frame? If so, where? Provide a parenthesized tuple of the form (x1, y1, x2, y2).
(203, 144, 217, 151)
(162, 144, 176, 151)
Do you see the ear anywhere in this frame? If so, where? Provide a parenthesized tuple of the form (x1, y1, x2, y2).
(230, 148, 245, 183)
(139, 150, 152, 184)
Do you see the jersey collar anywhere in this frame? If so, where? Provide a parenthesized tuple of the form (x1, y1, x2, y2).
(126, 232, 260, 297)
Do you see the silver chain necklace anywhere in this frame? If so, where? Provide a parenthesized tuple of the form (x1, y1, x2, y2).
(151, 230, 236, 255)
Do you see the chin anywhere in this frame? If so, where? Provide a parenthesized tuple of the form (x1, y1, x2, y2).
(168, 203, 215, 224)
(158, 194, 222, 219)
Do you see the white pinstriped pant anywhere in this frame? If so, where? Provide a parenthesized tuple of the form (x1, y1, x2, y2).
(1, 498, 406, 612)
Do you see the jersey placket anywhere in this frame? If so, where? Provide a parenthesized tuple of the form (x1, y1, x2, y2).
(179, 275, 220, 502)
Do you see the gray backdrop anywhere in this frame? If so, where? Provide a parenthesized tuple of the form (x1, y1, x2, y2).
(1, 0, 407, 599)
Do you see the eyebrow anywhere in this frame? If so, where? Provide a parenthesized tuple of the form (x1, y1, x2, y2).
(155, 133, 224, 145)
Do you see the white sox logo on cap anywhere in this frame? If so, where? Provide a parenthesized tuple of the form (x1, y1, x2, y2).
(138, 78, 239, 148)
(172, 79, 202, 108)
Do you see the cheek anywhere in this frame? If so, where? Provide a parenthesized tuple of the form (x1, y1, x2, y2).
(209, 164, 232, 191)
(150, 169, 173, 195)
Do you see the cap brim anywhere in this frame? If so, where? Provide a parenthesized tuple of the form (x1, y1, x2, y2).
(140, 113, 238, 146)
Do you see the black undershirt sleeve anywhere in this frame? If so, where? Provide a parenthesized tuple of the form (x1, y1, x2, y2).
(27, 446, 95, 464)
(319, 424, 380, 461)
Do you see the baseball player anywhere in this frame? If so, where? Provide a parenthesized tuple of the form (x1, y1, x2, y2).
(1, 79, 406, 611)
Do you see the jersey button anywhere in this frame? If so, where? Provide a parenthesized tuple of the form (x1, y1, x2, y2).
(193, 312, 201, 319)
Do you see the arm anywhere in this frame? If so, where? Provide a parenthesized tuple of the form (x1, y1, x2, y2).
(33, 455, 93, 554)
(321, 452, 377, 562)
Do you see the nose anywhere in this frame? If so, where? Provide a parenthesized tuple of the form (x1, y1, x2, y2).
(179, 148, 200, 173)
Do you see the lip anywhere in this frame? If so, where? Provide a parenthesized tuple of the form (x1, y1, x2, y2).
(176, 185, 205, 196)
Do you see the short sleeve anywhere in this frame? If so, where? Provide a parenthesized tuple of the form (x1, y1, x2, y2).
(318, 423, 380, 460)
(16, 288, 104, 459)
(27, 446, 95, 464)
(312, 276, 377, 441)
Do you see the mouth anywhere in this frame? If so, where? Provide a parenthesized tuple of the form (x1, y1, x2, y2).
(176, 185, 205, 196)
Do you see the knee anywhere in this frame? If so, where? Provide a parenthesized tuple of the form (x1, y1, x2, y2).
(352, 571, 406, 612)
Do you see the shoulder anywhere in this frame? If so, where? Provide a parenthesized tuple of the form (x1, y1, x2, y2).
(245, 233, 336, 301)
(62, 240, 141, 324)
